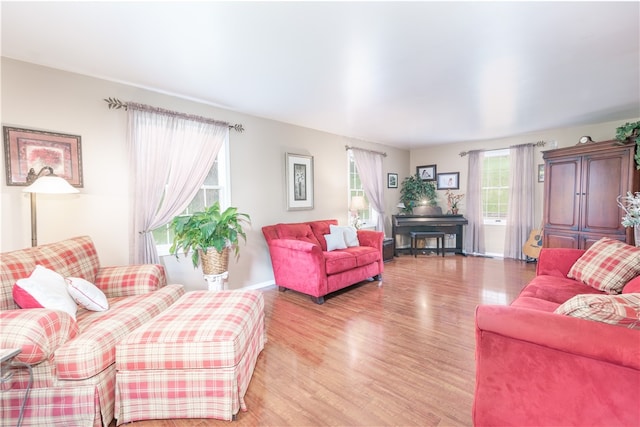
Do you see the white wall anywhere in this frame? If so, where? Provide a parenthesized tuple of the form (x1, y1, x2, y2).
(410, 117, 640, 255)
(1, 58, 409, 290)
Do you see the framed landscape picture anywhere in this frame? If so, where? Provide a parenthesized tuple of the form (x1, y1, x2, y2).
(416, 164, 436, 181)
(3, 126, 83, 187)
(285, 152, 314, 210)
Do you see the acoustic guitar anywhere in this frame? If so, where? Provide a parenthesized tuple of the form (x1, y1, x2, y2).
(522, 227, 543, 259)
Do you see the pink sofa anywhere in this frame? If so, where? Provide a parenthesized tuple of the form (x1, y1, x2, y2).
(0, 236, 185, 427)
(262, 219, 384, 304)
(474, 247, 640, 426)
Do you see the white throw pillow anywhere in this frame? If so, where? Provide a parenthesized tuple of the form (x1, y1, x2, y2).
(66, 277, 109, 311)
(324, 232, 347, 251)
(12, 265, 78, 319)
(330, 224, 360, 247)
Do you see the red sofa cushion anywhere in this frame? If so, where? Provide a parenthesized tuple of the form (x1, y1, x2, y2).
(323, 251, 357, 274)
(518, 275, 603, 304)
(275, 223, 321, 247)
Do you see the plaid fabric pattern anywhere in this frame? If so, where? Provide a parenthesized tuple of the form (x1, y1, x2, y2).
(1, 236, 182, 427)
(0, 248, 38, 310)
(1, 362, 116, 427)
(567, 238, 640, 294)
(34, 236, 100, 283)
(95, 264, 167, 298)
(555, 293, 640, 329)
(115, 290, 265, 424)
(57, 284, 185, 379)
(0, 309, 79, 364)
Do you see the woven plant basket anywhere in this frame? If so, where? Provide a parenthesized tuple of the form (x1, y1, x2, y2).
(199, 247, 230, 275)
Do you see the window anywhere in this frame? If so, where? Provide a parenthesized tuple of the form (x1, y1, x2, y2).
(152, 136, 230, 255)
(482, 149, 509, 223)
(348, 152, 377, 228)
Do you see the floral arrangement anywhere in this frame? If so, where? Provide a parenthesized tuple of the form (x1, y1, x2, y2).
(445, 190, 465, 210)
(617, 192, 640, 227)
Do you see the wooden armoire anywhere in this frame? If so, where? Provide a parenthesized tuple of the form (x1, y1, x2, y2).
(542, 139, 639, 249)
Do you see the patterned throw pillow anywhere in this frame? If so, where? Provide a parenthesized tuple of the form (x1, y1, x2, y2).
(555, 293, 640, 329)
(567, 238, 640, 294)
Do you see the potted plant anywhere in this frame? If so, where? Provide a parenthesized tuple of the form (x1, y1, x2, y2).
(399, 173, 437, 214)
(169, 202, 251, 275)
(615, 121, 640, 170)
(445, 190, 465, 215)
(617, 191, 640, 246)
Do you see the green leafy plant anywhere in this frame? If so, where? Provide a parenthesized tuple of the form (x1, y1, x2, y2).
(615, 121, 640, 170)
(169, 202, 250, 268)
(399, 173, 437, 214)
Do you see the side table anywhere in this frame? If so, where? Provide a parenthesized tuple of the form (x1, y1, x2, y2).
(383, 238, 394, 262)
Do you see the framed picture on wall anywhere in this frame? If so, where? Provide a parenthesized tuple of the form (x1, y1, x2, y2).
(3, 126, 83, 187)
(285, 152, 314, 210)
(538, 164, 545, 182)
(436, 172, 459, 190)
(387, 173, 398, 188)
(416, 164, 436, 181)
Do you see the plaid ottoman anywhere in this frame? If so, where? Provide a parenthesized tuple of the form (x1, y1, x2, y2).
(114, 290, 265, 424)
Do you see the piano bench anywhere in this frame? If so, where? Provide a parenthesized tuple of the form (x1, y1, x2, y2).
(410, 231, 445, 257)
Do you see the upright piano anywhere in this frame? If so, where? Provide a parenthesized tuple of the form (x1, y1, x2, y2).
(392, 214, 469, 256)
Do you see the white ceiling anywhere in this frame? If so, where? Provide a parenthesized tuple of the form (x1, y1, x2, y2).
(2, 1, 639, 149)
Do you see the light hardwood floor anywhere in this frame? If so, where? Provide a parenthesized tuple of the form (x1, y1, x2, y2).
(113, 254, 536, 427)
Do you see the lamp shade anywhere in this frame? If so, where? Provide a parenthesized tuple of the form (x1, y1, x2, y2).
(350, 196, 367, 211)
(23, 176, 79, 194)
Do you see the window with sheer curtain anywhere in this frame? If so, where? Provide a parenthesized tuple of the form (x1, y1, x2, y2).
(152, 138, 229, 256)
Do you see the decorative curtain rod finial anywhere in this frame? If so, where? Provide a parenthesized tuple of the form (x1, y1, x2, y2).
(104, 97, 128, 110)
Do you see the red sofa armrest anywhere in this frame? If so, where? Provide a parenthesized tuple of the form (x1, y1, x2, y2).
(266, 239, 327, 297)
(357, 230, 383, 251)
(476, 305, 640, 369)
(536, 247, 585, 278)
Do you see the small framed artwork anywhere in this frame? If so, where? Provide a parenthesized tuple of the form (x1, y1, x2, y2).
(285, 152, 314, 211)
(416, 164, 436, 181)
(538, 164, 545, 182)
(387, 173, 398, 188)
(3, 126, 83, 187)
(436, 172, 460, 190)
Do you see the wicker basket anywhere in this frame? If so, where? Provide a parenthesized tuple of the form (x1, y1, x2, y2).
(199, 247, 230, 275)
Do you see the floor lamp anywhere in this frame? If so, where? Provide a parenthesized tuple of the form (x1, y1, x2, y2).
(23, 166, 79, 247)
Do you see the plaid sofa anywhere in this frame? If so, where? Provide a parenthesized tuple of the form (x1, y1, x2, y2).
(0, 236, 185, 427)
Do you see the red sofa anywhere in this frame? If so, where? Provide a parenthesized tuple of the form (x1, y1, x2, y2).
(262, 219, 384, 304)
(474, 246, 640, 426)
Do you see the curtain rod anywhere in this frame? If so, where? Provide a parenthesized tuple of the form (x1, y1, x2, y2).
(345, 145, 387, 157)
(104, 97, 245, 133)
(459, 140, 545, 157)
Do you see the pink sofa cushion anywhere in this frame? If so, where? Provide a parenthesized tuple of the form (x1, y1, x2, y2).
(348, 245, 381, 267)
(0, 309, 79, 364)
(555, 293, 640, 329)
(567, 237, 640, 294)
(276, 223, 321, 247)
(308, 220, 338, 251)
(517, 275, 603, 304)
(324, 251, 357, 274)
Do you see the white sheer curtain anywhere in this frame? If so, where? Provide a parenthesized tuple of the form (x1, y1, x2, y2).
(350, 148, 385, 232)
(504, 143, 535, 259)
(464, 151, 485, 255)
(128, 103, 228, 264)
